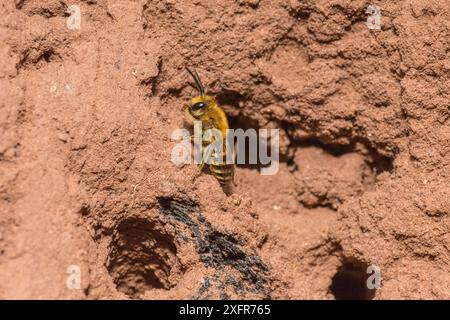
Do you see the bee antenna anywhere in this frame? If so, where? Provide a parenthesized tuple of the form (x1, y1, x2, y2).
(185, 67, 205, 96)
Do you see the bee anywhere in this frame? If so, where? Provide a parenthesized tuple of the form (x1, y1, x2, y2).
(183, 67, 234, 195)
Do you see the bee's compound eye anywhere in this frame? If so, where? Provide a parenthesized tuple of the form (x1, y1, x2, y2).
(192, 102, 207, 110)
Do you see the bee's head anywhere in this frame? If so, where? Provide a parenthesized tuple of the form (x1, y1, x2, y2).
(186, 95, 216, 118)
(184, 67, 216, 119)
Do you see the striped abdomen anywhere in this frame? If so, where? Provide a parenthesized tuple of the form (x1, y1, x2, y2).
(208, 139, 234, 195)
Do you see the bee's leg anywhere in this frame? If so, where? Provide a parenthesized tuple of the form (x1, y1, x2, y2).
(190, 134, 202, 143)
(192, 163, 205, 182)
(189, 132, 202, 168)
(192, 142, 214, 182)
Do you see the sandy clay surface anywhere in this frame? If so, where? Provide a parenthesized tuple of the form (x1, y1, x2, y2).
(0, 0, 449, 299)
